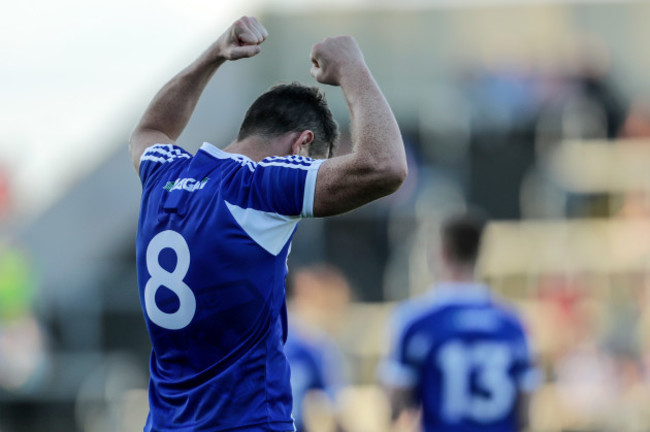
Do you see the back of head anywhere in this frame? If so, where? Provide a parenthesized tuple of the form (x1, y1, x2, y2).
(440, 211, 487, 269)
(237, 82, 339, 159)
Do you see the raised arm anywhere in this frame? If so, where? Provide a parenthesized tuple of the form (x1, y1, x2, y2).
(309, 36, 407, 217)
(129, 16, 268, 172)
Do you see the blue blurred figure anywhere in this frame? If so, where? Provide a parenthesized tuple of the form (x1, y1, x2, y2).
(379, 212, 539, 432)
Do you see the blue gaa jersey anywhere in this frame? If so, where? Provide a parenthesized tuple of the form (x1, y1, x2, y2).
(379, 283, 539, 432)
(136, 142, 325, 432)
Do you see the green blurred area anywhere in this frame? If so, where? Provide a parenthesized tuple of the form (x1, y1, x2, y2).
(0, 244, 35, 321)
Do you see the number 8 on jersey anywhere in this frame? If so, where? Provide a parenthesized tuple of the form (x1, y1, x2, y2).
(144, 230, 196, 330)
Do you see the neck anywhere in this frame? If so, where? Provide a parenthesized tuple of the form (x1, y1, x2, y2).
(223, 135, 294, 162)
(440, 265, 476, 284)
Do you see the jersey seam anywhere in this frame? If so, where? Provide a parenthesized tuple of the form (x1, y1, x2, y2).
(265, 326, 271, 429)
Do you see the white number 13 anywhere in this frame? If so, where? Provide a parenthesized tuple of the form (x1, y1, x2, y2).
(437, 340, 516, 423)
(144, 230, 196, 330)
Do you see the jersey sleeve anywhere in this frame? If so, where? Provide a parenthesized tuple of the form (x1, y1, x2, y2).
(139, 144, 192, 185)
(377, 305, 420, 389)
(251, 156, 325, 218)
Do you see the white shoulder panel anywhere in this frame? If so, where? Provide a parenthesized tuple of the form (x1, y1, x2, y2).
(225, 201, 300, 256)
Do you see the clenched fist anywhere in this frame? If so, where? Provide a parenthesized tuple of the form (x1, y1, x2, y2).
(310, 36, 367, 86)
(216, 16, 268, 61)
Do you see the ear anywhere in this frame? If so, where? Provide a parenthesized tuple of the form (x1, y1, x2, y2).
(291, 130, 314, 156)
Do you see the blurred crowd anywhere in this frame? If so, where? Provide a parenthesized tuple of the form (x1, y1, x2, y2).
(414, 37, 650, 222)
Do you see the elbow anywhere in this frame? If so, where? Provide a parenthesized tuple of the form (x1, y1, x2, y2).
(128, 132, 136, 153)
(128, 127, 142, 151)
(380, 160, 408, 195)
(360, 160, 407, 199)
(393, 163, 409, 188)
(128, 131, 141, 161)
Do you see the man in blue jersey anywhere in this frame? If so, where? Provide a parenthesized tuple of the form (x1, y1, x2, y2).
(128, 16, 407, 432)
(379, 213, 539, 432)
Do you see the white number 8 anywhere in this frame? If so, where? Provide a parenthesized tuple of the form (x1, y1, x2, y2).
(144, 230, 196, 330)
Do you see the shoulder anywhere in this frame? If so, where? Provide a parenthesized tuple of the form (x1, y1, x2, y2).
(198, 142, 257, 172)
(390, 292, 446, 340)
(141, 144, 192, 164)
(258, 155, 326, 171)
(482, 297, 533, 343)
(490, 297, 528, 328)
(139, 144, 193, 183)
(388, 294, 454, 366)
(198, 143, 324, 174)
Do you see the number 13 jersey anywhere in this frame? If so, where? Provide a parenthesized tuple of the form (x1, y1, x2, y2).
(379, 283, 540, 432)
(135, 142, 325, 432)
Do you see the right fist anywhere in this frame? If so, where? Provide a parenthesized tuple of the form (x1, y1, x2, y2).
(310, 36, 366, 86)
(217, 16, 268, 61)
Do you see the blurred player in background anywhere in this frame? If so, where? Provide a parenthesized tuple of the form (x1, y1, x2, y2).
(129, 16, 407, 432)
(285, 264, 350, 432)
(379, 212, 538, 432)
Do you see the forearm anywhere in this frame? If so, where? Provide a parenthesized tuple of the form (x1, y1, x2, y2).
(341, 68, 407, 188)
(134, 43, 225, 140)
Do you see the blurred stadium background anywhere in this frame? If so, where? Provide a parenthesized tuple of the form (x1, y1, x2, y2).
(2, 0, 650, 430)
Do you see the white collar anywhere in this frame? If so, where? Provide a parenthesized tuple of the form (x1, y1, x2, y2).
(200, 142, 255, 162)
(431, 282, 491, 306)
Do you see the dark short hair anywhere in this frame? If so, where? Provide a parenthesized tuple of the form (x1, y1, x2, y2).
(237, 82, 339, 158)
(441, 212, 487, 266)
